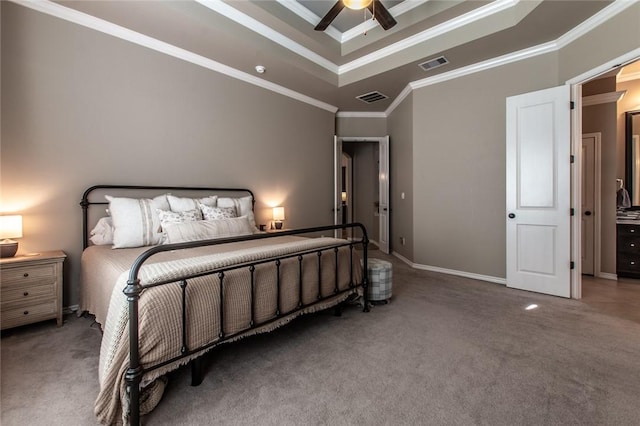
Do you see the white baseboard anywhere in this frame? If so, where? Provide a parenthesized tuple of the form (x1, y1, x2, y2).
(392, 251, 507, 285)
(595, 272, 617, 280)
(63, 304, 79, 315)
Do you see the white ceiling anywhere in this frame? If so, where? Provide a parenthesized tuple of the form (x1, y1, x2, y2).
(21, 0, 634, 112)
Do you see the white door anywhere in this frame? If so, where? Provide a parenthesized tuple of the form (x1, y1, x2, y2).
(378, 136, 390, 253)
(581, 133, 599, 275)
(506, 85, 571, 298)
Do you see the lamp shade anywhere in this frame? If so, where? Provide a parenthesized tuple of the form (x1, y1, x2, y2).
(343, 0, 372, 10)
(273, 207, 285, 221)
(0, 215, 23, 239)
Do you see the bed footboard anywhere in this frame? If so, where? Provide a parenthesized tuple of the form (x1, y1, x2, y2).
(124, 223, 369, 425)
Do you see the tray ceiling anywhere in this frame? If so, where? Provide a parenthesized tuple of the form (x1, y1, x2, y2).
(23, 0, 622, 112)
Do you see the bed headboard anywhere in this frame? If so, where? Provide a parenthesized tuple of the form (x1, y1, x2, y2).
(80, 185, 255, 249)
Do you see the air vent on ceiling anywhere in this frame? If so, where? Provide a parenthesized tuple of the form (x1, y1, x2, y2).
(418, 56, 449, 71)
(356, 91, 389, 104)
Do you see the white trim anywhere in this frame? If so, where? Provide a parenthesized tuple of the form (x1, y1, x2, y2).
(336, 111, 387, 118)
(339, 0, 519, 74)
(554, 0, 638, 50)
(571, 85, 583, 299)
(596, 272, 618, 280)
(392, 251, 507, 285)
(618, 71, 640, 82)
(566, 47, 640, 85)
(582, 91, 626, 106)
(278, 0, 429, 44)
(11, 0, 338, 113)
(195, 0, 338, 74)
(385, 42, 557, 116)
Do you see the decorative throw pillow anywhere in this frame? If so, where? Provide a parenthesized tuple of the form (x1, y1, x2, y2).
(199, 204, 237, 220)
(167, 195, 217, 218)
(157, 209, 201, 226)
(105, 195, 169, 248)
(162, 216, 255, 244)
(216, 196, 257, 230)
(89, 217, 114, 246)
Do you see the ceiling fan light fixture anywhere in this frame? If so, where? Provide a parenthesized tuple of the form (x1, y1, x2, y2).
(343, 0, 372, 10)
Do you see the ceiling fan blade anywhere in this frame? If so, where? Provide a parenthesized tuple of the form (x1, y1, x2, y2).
(314, 1, 346, 31)
(368, 0, 397, 30)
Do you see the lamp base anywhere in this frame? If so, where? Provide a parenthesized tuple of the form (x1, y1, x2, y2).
(0, 240, 18, 258)
(275, 222, 283, 230)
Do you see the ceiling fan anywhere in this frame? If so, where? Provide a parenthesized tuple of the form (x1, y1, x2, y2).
(314, 0, 397, 32)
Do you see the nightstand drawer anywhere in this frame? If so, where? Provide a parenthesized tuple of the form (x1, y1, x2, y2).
(0, 251, 66, 330)
(1, 283, 56, 305)
(1, 300, 58, 329)
(1, 263, 57, 288)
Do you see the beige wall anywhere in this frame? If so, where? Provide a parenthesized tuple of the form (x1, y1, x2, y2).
(0, 3, 335, 306)
(388, 3, 640, 280)
(410, 53, 559, 278)
(387, 93, 413, 259)
(336, 116, 387, 137)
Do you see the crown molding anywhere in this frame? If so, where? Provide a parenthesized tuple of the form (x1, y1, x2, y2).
(339, 0, 519, 74)
(385, 41, 557, 116)
(195, 0, 338, 74)
(336, 111, 387, 118)
(619, 71, 640, 83)
(11, 0, 338, 113)
(554, 0, 638, 49)
(11, 0, 636, 118)
(582, 91, 626, 107)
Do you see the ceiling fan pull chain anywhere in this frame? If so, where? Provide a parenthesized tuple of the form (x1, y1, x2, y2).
(363, 8, 367, 35)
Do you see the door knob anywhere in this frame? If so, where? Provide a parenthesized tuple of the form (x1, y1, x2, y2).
(508, 213, 516, 219)
(585, 211, 592, 216)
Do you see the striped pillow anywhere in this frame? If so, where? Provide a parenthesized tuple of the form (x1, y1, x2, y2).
(162, 216, 255, 244)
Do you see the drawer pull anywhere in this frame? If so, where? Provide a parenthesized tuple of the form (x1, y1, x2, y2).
(23, 291, 29, 296)
(23, 310, 29, 315)
(632, 243, 636, 247)
(23, 273, 29, 277)
(632, 229, 636, 233)
(631, 261, 636, 265)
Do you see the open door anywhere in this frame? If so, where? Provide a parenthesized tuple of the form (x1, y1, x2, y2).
(378, 136, 390, 253)
(506, 85, 571, 298)
(335, 136, 390, 253)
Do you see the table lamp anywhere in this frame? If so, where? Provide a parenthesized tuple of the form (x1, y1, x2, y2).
(0, 215, 23, 258)
(273, 207, 285, 230)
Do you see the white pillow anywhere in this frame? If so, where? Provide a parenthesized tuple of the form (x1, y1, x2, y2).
(105, 195, 169, 248)
(217, 196, 257, 230)
(167, 195, 217, 218)
(199, 204, 237, 220)
(89, 217, 114, 246)
(157, 209, 201, 226)
(162, 216, 255, 244)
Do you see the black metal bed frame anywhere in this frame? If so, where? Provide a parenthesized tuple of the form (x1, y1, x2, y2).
(80, 185, 369, 425)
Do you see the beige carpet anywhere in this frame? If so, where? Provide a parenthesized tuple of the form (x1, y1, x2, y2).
(2, 254, 640, 425)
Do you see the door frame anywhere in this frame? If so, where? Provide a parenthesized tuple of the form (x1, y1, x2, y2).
(334, 136, 390, 253)
(581, 132, 602, 278)
(567, 47, 640, 299)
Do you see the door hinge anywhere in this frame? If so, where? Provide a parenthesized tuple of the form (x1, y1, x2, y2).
(570, 155, 575, 163)
(570, 261, 575, 270)
(570, 208, 575, 216)
(570, 101, 575, 110)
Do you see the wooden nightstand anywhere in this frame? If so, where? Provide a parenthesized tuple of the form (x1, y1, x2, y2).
(0, 250, 66, 330)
